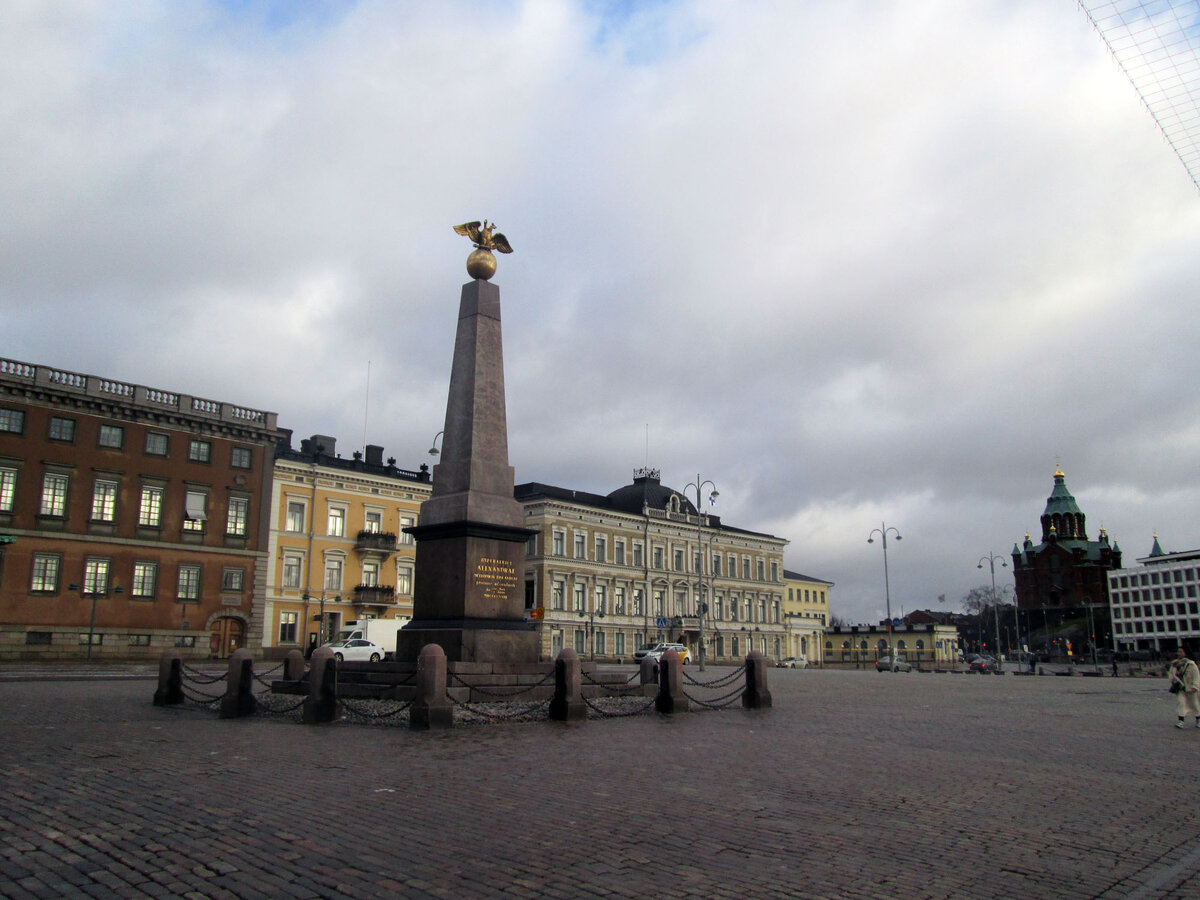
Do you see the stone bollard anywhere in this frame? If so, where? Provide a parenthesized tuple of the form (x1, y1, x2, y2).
(742, 650, 772, 709)
(549, 648, 586, 721)
(639, 655, 659, 694)
(153, 649, 184, 706)
(219, 649, 257, 719)
(303, 646, 340, 724)
(283, 649, 306, 682)
(655, 649, 689, 714)
(410, 643, 453, 730)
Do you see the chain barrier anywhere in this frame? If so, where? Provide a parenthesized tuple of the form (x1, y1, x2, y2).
(682, 667, 744, 689)
(181, 685, 222, 706)
(254, 693, 307, 716)
(446, 691, 546, 722)
(340, 698, 413, 721)
(446, 669, 554, 698)
(580, 670, 647, 695)
(583, 695, 657, 718)
(181, 664, 226, 685)
(681, 683, 745, 709)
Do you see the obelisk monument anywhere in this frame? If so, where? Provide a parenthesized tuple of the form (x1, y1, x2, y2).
(397, 221, 539, 663)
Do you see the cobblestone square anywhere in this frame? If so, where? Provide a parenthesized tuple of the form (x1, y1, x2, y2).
(1, 667, 1197, 899)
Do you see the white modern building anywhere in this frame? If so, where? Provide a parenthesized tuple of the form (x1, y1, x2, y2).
(1108, 536, 1200, 654)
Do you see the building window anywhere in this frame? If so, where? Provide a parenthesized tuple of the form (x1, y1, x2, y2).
(574, 630, 585, 653)
(398, 516, 415, 544)
(396, 565, 413, 595)
(327, 507, 346, 537)
(595, 631, 606, 655)
(574, 534, 586, 560)
(98, 425, 124, 449)
(573, 582, 586, 613)
(40, 473, 68, 517)
(25, 632, 51, 646)
(633, 542, 644, 567)
(78, 633, 103, 647)
(633, 589, 644, 616)
(713, 555, 722, 576)
(138, 486, 164, 527)
(145, 432, 168, 456)
(231, 446, 252, 469)
(188, 440, 212, 463)
(91, 480, 118, 522)
(595, 536, 607, 563)
(615, 632, 626, 656)
(757, 559, 765, 581)
(279, 612, 299, 644)
(83, 558, 110, 594)
(673, 549, 684, 571)
(653, 547, 664, 569)
(362, 561, 380, 586)
(175, 635, 197, 648)
(324, 557, 343, 591)
(654, 590, 664, 616)
(128, 634, 152, 647)
(742, 558, 751, 580)
(552, 531, 565, 556)
(552, 580, 565, 611)
(177, 565, 201, 600)
(183, 491, 206, 532)
(30, 554, 61, 592)
(282, 553, 303, 589)
(222, 568, 244, 591)
(614, 587, 626, 615)
(286, 501, 306, 532)
(615, 540, 626, 565)
(226, 497, 249, 536)
(595, 584, 607, 614)
(0, 408, 24, 433)
(131, 562, 157, 599)
(48, 417, 75, 442)
(364, 510, 383, 533)
(771, 561, 779, 582)
(0, 468, 15, 512)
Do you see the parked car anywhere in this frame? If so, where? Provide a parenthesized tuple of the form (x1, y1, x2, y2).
(633, 642, 691, 665)
(969, 655, 1001, 674)
(778, 657, 809, 669)
(875, 655, 912, 673)
(322, 639, 384, 663)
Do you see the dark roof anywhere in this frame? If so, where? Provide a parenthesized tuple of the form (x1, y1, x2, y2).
(783, 569, 833, 585)
(605, 474, 696, 516)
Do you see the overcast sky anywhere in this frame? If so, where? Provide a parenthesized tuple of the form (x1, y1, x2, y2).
(4, 1, 1199, 625)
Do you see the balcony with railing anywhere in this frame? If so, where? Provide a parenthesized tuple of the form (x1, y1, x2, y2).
(354, 530, 398, 555)
(352, 584, 396, 606)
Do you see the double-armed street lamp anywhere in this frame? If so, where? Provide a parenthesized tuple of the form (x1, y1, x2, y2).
(683, 475, 719, 671)
(978, 551, 1007, 659)
(868, 523, 901, 669)
(577, 604, 606, 661)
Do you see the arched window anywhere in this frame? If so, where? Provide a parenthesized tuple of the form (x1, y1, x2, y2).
(841, 640, 850, 649)
(860, 640, 869, 650)
(916, 639, 925, 650)
(897, 640, 906, 650)
(826, 641, 834, 650)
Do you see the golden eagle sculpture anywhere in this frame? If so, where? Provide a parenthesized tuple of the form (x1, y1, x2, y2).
(453, 220, 513, 280)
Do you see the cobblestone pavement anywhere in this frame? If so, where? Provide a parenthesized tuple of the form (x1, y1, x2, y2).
(1, 666, 1198, 899)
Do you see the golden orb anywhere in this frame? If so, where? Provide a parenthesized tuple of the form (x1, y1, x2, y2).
(466, 247, 497, 280)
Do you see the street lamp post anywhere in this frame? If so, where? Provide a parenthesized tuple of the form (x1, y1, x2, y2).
(867, 523, 902, 669)
(577, 605, 606, 660)
(70, 581, 124, 662)
(682, 475, 719, 671)
(978, 552, 1007, 660)
(428, 431, 444, 457)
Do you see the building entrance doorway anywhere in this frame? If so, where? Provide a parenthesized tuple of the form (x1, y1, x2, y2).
(209, 617, 244, 658)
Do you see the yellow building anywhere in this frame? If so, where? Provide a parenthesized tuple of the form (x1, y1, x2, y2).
(261, 433, 432, 657)
(517, 469, 790, 664)
(782, 569, 833, 664)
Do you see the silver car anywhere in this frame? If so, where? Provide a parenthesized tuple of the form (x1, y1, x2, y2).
(875, 654, 912, 673)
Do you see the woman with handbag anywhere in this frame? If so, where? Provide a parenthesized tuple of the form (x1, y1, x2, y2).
(1168, 646, 1200, 728)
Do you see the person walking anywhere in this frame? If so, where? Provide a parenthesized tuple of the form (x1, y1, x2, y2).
(1168, 646, 1200, 728)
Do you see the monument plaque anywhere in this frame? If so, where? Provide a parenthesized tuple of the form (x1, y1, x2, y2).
(397, 222, 539, 663)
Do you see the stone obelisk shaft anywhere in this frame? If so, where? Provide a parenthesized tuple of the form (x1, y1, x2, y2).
(398, 278, 537, 663)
